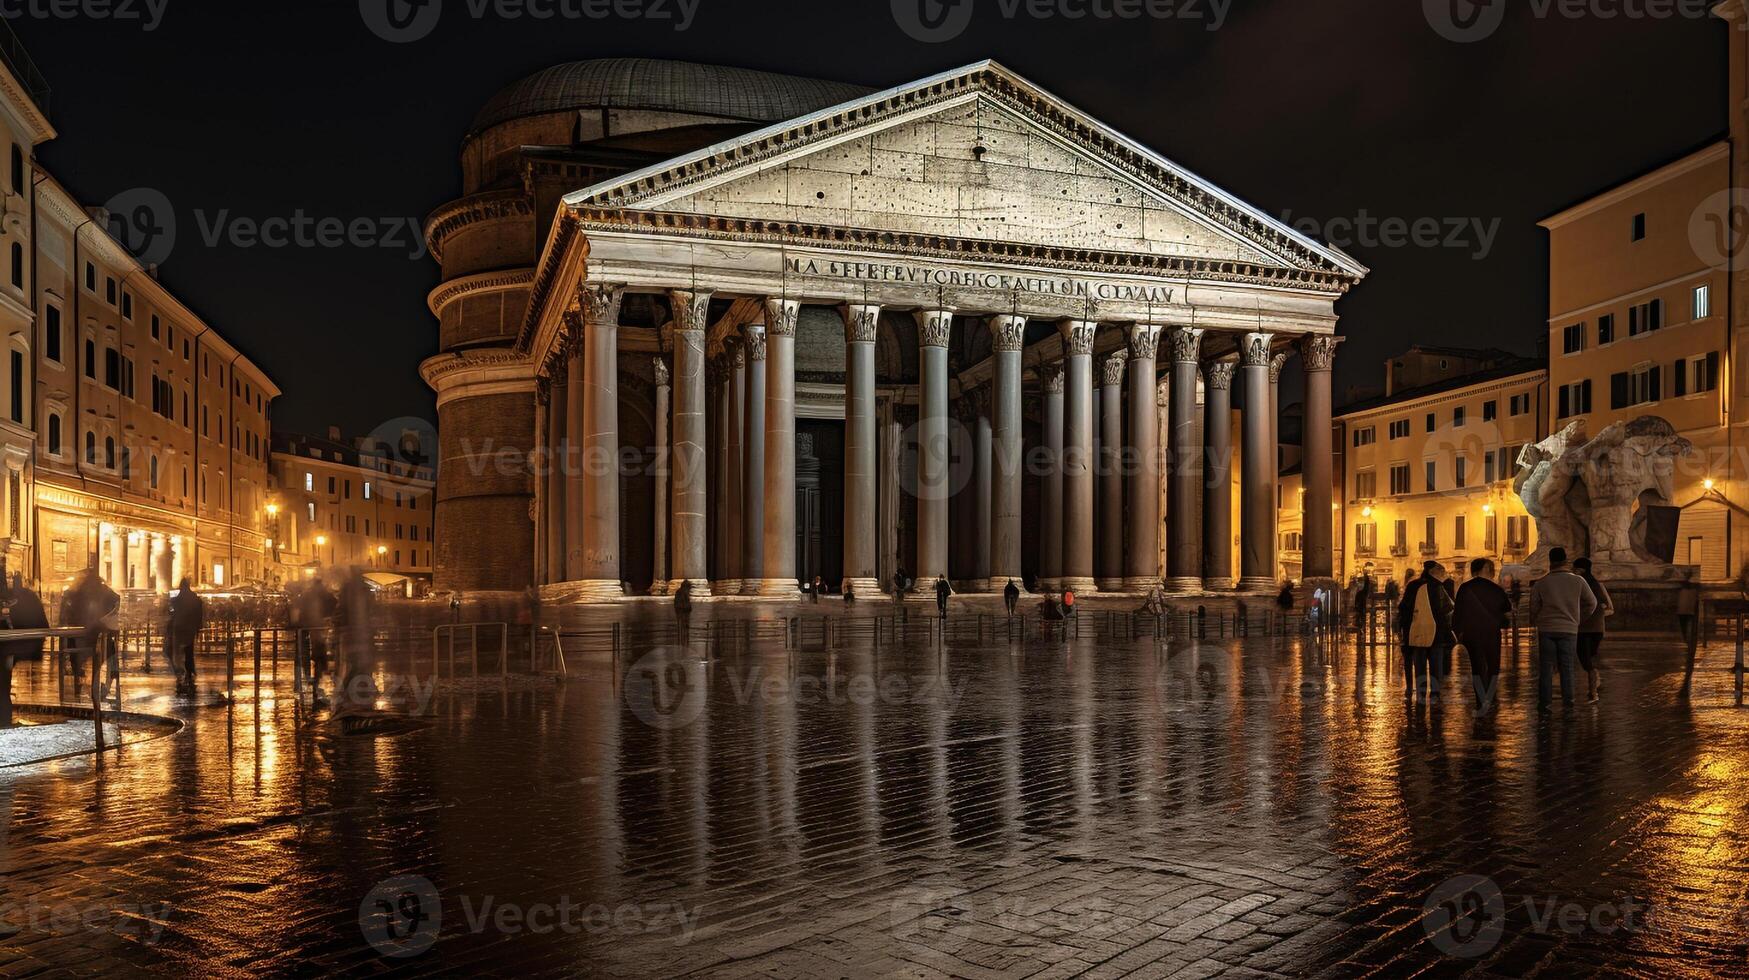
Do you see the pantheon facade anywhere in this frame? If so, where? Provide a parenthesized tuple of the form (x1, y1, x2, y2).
(422, 59, 1366, 599)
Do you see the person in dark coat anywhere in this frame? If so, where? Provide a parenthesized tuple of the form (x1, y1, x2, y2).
(1454, 558, 1513, 715)
(673, 579, 693, 640)
(934, 576, 951, 618)
(63, 568, 119, 696)
(297, 579, 338, 693)
(1004, 580, 1020, 619)
(168, 578, 205, 695)
(0, 570, 46, 728)
(1398, 561, 1456, 703)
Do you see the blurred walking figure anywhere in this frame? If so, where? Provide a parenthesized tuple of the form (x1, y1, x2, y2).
(1677, 578, 1703, 698)
(673, 579, 694, 641)
(1530, 548, 1598, 713)
(63, 568, 119, 700)
(934, 575, 951, 618)
(811, 575, 824, 604)
(1004, 579, 1020, 619)
(335, 568, 375, 713)
(841, 578, 856, 604)
(297, 578, 338, 697)
(1454, 559, 1512, 715)
(1573, 558, 1612, 703)
(1400, 561, 1455, 703)
(168, 578, 204, 696)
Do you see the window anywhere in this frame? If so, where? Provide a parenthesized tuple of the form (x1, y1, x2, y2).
(1355, 470, 1377, 499)
(121, 357, 134, 399)
(1509, 393, 1531, 417)
(149, 454, 158, 490)
(1455, 456, 1467, 489)
(307, 501, 316, 523)
(104, 436, 115, 470)
(83, 338, 93, 379)
(1452, 406, 1466, 428)
(1352, 426, 1376, 448)
(1628, 299, 1663, 337)
(1454, 515, 1467, 551)
(1557, 380, 1593, 419)
(1482, 400, 1497, 422)
(1598, 314, 1615, 345)
(1424, 460, 1437, 493)
(327, 476, 336, 494)
(1507, 516, 1530, 550)
(1389, 419, 1410, 440)
(44, 305, 59, 363)
(1610, 364, 1661, 409)
(303, 471, 313, 492)
(104, 278, 115, 305)
(46, 413, 59, 455)
(1695, 284, 1712, 320)
(1390, 464, 1411, 496)
(363, 481, 372, 500)
(1485, 451, 1496, 485)
(8, 350, 20, 424)
(1424, 515, 1438, 550)
(9, 243, 20, 290)
(1632, 212, 1646, 241)
(344, 480, 352, 500)
(1425, 413, 1436, 433)
(1562, 323, 1586, 354)
(104, 347, 119, 389)
(84, 430, 94, 465)
(150, 315, 160, 341)
(83, 262, 94, 291)
(1355, 523, 1378, 555)
(1674, 352, 1721, 397)
(120, 291, 132, 320)
(8, 144, 20, 195)
(1485, 515, 1498, 552)
(1498, 446, 1521, 482)
(1394, 519, 1408, 552)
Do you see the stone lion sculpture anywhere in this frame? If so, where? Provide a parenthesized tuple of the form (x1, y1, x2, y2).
(1513, 416, 1692, 568)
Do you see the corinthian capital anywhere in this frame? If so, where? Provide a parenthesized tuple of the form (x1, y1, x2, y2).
(743, 324, 768, 362)
(843, 304, 881, 344)
(652, 356, 671, 387)
(765, 298, 800, 338)
(1128, 323, 1163, 360)
(1240, 332, 1274, 368)
(670, 289, 712, 334)
(1058, 320, 1097, 356)
(579, 282, 624, 326)
(1099, 351, 1129, 387)
(1269, 352, 1290, 384)
(990, 314, 1028, 352)
(1202, 360, 1236, 392)
(916, 309, 954, 349)
(1300, 334, 1343, 372)
(1040, 361, 1065, 395)
(1166, 326, 1204, 364)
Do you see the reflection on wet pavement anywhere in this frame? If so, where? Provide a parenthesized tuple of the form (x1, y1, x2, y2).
(1, 612, 1747, 977)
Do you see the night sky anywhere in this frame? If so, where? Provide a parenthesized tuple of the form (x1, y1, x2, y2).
(10, 0, 1726, 437)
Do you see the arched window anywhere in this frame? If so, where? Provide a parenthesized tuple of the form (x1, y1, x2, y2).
(46, 413, 60, 455)
(149, 454, 159, 489)
(84, 430, 95, 465)
(104, 436, 115, 470)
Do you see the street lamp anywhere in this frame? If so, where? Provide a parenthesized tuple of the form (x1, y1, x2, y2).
(315, 534, 329, 567)
(377, 545, 387, 568)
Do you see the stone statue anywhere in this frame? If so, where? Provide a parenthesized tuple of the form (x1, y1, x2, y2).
(1513, 416, 1693, 570)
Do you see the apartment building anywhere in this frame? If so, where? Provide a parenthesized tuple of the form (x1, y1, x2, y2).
(267, 429, 434, 593)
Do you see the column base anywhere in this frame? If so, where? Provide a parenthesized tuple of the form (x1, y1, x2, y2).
(1202, 577, 1236, 591)
(1165, 576, 1204, 593)
(1058, 576, 1098, 594)
(843, 577, 882, 598)
(541, 579, 625, 603)
(714, 579, 744, 597)
(1039, 578, 1063, 593)
(1238, 576, 1277, 593)
(988, 575, 1027, 595)
(1095, 578, 1130, 593)
(668, 578, 712, 599)
(1123, 576, 1164, 593)
(755, 578, 801, 599)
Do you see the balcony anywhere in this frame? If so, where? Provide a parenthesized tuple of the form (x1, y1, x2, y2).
(1419, 542, 1440, 557)
(0, 21, 49, 121)
(1390, 544, 1410, 558)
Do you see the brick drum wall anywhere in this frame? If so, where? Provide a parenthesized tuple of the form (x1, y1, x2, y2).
(436, 390, 535, 593)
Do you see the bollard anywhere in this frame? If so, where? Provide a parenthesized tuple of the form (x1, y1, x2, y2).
(1737, 611, 1745, 707)
(225, 629, 235, 701)
(253, 630, 262, 705)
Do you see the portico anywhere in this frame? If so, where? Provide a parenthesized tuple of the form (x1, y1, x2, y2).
(431, 60, 1365, 600)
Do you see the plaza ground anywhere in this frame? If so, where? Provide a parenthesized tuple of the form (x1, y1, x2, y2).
(0, 601, 1745, 977)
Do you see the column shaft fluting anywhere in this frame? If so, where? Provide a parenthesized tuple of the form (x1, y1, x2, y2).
(741, 326, 767, 591)
(759, 299, 800, 596)
(1124, 325, 1162, 591)
(1238, 335, 1274, 591)
(669, 289, 711, 597)
(1301, 336, 1342, 581)
(1202, 360, 1236, 590)
(1059, 321, 1097, 594)
(1097, 352, 1127, 590)
(1040, 362, 1065, 590)
(842, 305, 881, 595)
(651, 358, 671, 594)
(915, 309, 953, 588)
(990, 315, 1026, 590)
(544, 372, 567, 585)
(1166, 327, 1205, 591)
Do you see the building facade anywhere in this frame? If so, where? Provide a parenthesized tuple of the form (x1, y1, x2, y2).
(267, 429, 434, 592)
(423, 59, 1367, 599)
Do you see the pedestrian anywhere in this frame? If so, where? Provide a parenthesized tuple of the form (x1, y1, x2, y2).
(336, 568, 375, 711)
(1062, 588, 1077, 620)
(297, 577, 338, 697)
(1004, 579, 1020, 619)
(63, 568, 119, 699)
(934, 575, 951, 618)
(1678, 578, 1703, 698)
(674, 579, 694, 640)
(892, 568, 908, 602)
(841, 578, 856, 604)
(1573, 558, 1612, 703)
(1399, 561, 1455, 703)
(1454, 558, 1513, 715)
(168, 578, 204, 696)
(1529, 548, 1598, 713)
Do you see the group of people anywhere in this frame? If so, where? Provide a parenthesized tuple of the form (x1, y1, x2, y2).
(1397, 548, 1611, 714)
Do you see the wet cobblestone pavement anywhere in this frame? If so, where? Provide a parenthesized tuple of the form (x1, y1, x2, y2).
(1, 602, 1748, 977)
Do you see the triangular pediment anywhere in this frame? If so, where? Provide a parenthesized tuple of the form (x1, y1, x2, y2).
(566, 61, 1366, 283)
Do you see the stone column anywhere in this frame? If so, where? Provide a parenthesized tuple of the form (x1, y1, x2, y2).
(1097, 351, 1127, 591)
(651, 357, 671, 594)
(726, 340, 746, 594)
(669, 289, 711, 597)
(1201, 359, 1236, 590)
(1040, 361, 1065, 591)
(1165, 327, 1205, 592)
(972, 388, 993, 591)
(1238, 334, 1274, 592)
(533, 385, 549, 587)
(1058, 320, 1097, 594)
(563, 317, 587, 583)
(1301, 336, 1342, 581)
(1269, 352, 1288, 582)
(758, 299, 800, 597)
(989, 315, 1027, 591)
(544, 365, 567, 586)
(842, 304, 881, 596)
(914, 308, 953, 589)
(574, 284, 624, 599)
(1124, 325, 1163, 591)
(741, 326, 766, 592)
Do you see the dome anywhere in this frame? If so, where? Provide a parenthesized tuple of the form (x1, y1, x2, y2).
(469, 58, 873, 138)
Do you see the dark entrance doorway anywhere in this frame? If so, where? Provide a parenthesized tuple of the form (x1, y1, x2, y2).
(796, 419, 844, 589)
